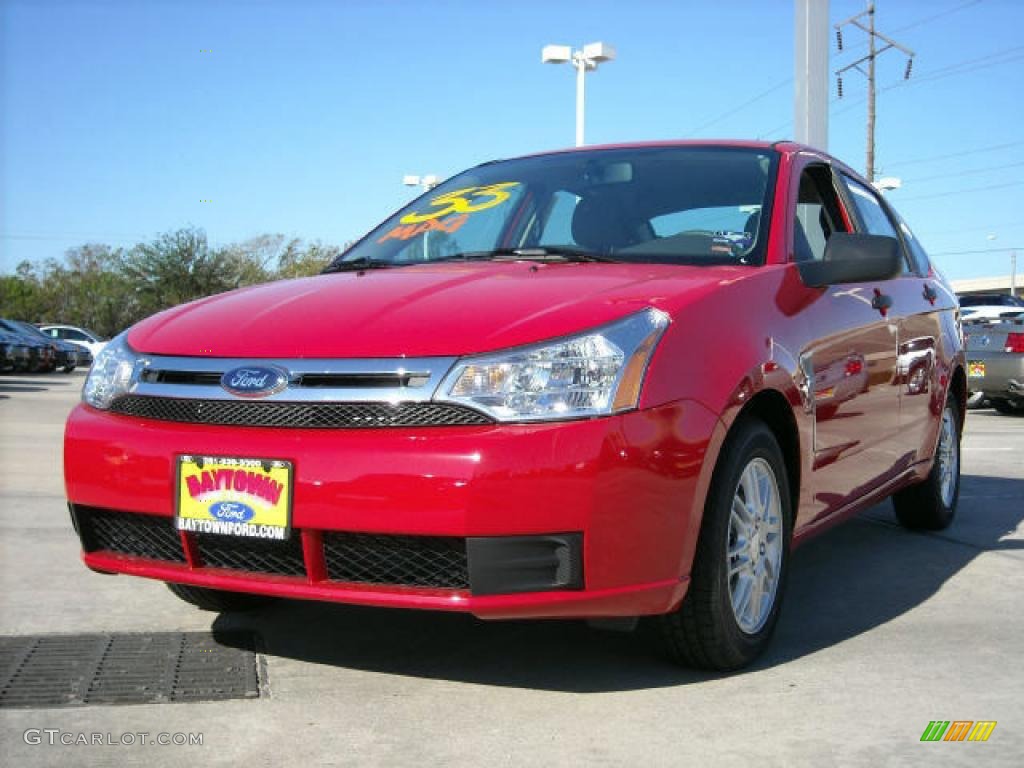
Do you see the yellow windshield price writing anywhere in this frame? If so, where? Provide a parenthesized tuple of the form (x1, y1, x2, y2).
(400, 182, 520, 224)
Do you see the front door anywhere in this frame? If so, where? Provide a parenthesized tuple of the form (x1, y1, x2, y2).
(791, 162, 902, 523)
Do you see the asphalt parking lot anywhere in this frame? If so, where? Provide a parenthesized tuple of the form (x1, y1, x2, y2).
(1, 370, 1021, 767)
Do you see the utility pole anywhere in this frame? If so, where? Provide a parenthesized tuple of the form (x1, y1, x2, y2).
(834, 1, 914, 182)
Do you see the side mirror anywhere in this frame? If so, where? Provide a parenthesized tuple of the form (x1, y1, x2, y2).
(797, 233, 904, 288)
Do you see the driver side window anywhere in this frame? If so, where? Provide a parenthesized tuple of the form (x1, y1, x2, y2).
(793, 165, 848, 262)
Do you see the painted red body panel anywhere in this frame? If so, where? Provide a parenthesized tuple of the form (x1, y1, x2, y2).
(65, 398, 715, 617)
(64, 140, 965, 618)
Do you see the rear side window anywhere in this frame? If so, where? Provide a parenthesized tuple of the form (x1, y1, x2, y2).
(841, 175, 898, 238)
(841, 175, 912, 273)
(894, 215, 931, 275)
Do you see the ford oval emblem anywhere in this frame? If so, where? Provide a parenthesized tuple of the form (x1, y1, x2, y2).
(208, 500, 256, 523)
(220, 365, 289, 398)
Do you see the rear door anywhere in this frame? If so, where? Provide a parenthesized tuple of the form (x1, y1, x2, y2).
(791, 161, 902, 522)
(838, 174, 946, 466)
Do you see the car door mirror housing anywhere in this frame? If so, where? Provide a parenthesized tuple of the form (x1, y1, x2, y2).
(797, 233, 904, 288)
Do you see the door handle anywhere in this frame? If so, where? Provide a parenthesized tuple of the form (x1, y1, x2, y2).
(922, 283, 938, 305)
(872, 289, 893, 316)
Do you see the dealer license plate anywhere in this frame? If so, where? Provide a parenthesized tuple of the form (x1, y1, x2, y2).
(176, 455, 292, 540)
(968, 361, 985, 378)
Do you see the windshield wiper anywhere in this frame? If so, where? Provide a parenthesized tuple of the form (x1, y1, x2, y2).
(324, 247, 619, 273)
(322, 257, 398, 274)
(434, 247, 619, 263)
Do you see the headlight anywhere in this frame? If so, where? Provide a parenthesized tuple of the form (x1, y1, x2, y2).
(83, 332, 140, 409)
(436, 308, 669, 422)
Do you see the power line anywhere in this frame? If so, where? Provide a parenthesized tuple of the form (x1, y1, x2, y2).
(925, 221, 1024, 236)
(0, 232, 151, 243)
(889, 0, 983, 34)
(834, 1, 915, 181)
(755, 2, 990, 142)
(885, 140, 1024, 169)
(830, 0, 983, 58)
(831, 45, 1024, 119)
(901, 159, 1024, 183)
(896, 179, 1024, 202)
(928, 246, 1021, 256)
(686, 79, 790, 137)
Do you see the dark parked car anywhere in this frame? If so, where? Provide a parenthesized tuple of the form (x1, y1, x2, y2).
(966, 315, 1024, 414)
(6, 319, 90, 372)
(0, 320, 54, 372)
(0, 330, 32, 372)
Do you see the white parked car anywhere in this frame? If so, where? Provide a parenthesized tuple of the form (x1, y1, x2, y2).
(39, 324, 108, 359)
(958, 293, 1024, 321)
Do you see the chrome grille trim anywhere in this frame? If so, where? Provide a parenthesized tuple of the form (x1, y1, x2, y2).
(108, 396, 494, 428)
(128, 356, 459, 403)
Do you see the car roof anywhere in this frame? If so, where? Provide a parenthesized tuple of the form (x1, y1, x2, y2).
(506, 138, 810, 163)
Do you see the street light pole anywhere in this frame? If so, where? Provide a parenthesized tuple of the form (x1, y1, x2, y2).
(542, 42, 616, 147)
(575, 53, 586, 147)
(402, 174, 440, 192)
(1012, 250, 1018, 298)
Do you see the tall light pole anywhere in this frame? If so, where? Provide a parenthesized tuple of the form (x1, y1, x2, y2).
(987, 234, 1017, 297)
(541, 42, 616, 147)
(794, 0, 829, 150)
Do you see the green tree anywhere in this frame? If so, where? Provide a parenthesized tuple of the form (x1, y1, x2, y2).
(1, 227, 351, 336)
(276, 239, 344, 279)
(0, 261, 43, 320)
(122, 227, 270, 318)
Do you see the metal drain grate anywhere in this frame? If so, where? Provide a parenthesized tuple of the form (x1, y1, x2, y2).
(0, 632, 265, 708)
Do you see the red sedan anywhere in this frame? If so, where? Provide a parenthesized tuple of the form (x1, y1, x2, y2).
(65, 141, 965, 669)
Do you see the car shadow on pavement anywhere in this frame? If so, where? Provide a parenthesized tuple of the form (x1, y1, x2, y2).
(0, 377, 75, 393)
(212, 473, 1023, 693)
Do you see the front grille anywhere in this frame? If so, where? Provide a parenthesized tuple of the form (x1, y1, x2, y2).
(73, 506, 472, 591)
(323, 532, 469, 589)
(109, 395, 493, 428)
(80, 507, 185, 563)
(196, 534, 307, 577)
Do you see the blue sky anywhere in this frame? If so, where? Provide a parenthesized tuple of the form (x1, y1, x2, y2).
(2, 0, 1022, 281)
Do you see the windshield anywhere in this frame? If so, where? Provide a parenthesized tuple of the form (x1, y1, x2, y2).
(11, 321, 49, 339)
(329, 146, 779, 270)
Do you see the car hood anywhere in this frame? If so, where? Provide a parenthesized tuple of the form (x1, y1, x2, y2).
(127, 261, 743, 358)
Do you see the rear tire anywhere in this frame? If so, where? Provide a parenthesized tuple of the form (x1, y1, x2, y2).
(892, 394, 960, 530)
(166, 582, 270, 612)
(991, 398, 1023, 415)
(658, 418, 792, 670)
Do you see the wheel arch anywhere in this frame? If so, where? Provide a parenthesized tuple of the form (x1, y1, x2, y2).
(730, 390, 801, 524)
(949, 364, 967, 432)
(675, 384, 804, 586)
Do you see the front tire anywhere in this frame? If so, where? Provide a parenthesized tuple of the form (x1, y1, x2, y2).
(659, 418, 792, 670)
(892, 394, 961, 530)
(166, 582, 270, 612)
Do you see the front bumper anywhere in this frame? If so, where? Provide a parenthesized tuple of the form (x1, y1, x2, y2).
(64, 400, 717, 619)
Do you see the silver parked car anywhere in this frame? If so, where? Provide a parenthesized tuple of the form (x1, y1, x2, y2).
(965, 315, 1024, 414)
